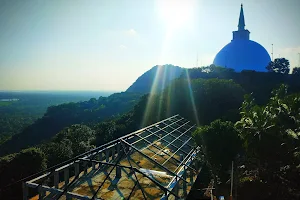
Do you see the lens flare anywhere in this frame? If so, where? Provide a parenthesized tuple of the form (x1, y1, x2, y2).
(141, 65, 165, 127)
(156, 0, 196, 29)
(184, 69, 199, 125)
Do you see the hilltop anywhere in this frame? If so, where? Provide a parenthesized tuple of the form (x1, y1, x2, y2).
(126, 64, 183, 93)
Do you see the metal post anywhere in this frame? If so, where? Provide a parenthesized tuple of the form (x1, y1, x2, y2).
(111, 147, 115, 160)
(98, 152, 102, 161)
(98, 152, 102, 169)
(22, 182, 28, 200)
(116, 166, 121, 178)
(195, 159, 199, 171)
(75, 161, 80, 177)
(164, 191, 168, 200)
(180, 154, 184, 162)
(54, 171, 59, 188)
(64, 168, 69, 186)
(173, 180, 179, 200)
(230, 161, 234, 200)
(64, 168, 71, 200)
(105, 148, 110, 162)
(183, 166, 187, 197)
(271, 44, 274, 61)
(190, 169, 194, 185)
(92, 160, 96, 170)
(38, 185, 46, 199)
(117, 143, 121, 157)
(84, 160, 88, 175)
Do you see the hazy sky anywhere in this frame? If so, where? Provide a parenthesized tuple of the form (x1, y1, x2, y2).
(0, 0, 299, 91)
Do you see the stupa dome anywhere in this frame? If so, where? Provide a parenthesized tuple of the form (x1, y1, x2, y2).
(213, 4, 271, 72)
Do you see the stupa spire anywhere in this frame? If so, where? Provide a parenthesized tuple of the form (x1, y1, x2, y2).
(238, 4, 245, 30)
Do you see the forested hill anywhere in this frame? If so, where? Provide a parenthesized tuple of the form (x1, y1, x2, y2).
(0, 91, 112, 145)
(2, 66, 300, 199)
(0, 92, 142, 156)
(126, 64, 183, 93)
(183, 66, 300, 104)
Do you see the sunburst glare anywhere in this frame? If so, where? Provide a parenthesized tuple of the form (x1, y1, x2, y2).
(141, 65, 165, 127)
(155, 0, 196, 29)
(184, 69, 199, 125)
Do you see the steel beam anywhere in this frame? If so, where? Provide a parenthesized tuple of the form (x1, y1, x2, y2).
(19, 115, 180, 188)
(131, 117, 184, 146)
(121, 139, 188, 184)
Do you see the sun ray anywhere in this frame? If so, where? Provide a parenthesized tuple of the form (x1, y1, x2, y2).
(184, 69, 199, 125)
(141, 65, 164, 127)
(156, 65, 168, 120)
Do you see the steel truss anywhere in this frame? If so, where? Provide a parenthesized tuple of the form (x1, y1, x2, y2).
(24, 115, 201, 200)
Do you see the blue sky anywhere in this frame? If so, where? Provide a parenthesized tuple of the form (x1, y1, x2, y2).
(0, 0, 299, 91)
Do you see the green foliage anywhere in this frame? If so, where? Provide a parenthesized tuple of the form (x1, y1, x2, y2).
(0, 92, 107, 146)
(198, 64, 235, 73)
(182, 65, 236, 80)
(266, 58, 290, 74)
(292, 67, 300, 74)
(93, 112, 138, 146)
(193, 120, 241, 183)
(41, 124, 95, 166)
(0, 114, 37, 145)
(0, 147, 47, 199)
(236, 85, 300, 160)
(42, 140, 73, 166)
(139, 78, 245, 126)
(0, 147, 47, 177)
(2, 66, 300, 199)
(185, 66, 300, 105)
(0, 92, 142, 156)
(235, 84, 300, 199)
(94, 121, 117, 145)
(0, 101, 13, 106)
(53, 124, 95, 154)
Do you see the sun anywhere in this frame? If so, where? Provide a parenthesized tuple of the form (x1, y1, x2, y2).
(156, 0, 196, 29)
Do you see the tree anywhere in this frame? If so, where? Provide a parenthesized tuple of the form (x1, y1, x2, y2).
(193, 120, 242, 183)
(138, 78, 245, 126)
(292, 67, 300, 74)
(53, 124, 95, 156)
(266, 58, 290, 74)
(0, 147, 47, 199)
(235, 85, 300, 199)
(42, 140, 74, 166)
(199, 65, 235, 73)
(94, 121, 117, 145)
(41, 124, 96, 167)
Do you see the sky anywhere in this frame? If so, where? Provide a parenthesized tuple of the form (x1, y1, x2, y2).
(0, 0, 299, 91)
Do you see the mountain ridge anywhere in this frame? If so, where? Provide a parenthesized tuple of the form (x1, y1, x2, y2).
(126, 64, 183, 93)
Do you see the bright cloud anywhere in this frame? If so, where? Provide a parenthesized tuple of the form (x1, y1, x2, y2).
(124, 28, 138, 36)
(119, 44, 127, 49)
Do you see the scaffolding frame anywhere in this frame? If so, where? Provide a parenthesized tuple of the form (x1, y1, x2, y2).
(23, 115, 201, 200)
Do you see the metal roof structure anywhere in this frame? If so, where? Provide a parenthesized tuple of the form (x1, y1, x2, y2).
(24, 115, 201, 200)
